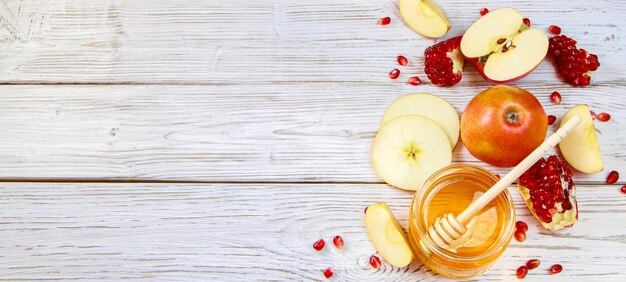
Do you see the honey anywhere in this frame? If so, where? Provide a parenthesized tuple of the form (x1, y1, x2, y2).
(408, 164, 515, 279)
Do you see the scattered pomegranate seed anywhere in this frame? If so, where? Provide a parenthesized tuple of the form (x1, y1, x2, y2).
(590, 110, 597, 120)
(389, 68, 400, 79)
(607, 171, 619, 184)
(597, 112, 611, 122)
(523, 18, 531, 27)
(397, 55, 408, 66)
(480, 8, 489, 16)
(408, 76, 422, 86)
(550, 91, 562, 104)
(548, 115, 556, 125)
(526, 259, 541, 270)
(514, 229, 526, 242)
(516, 265, 528, 279)
(549, 264, 563, 274)
(549, 25, 561, 35)
(332, 235, 344, 249)
(313, 239, 325, 251)
(323, 268, 334, 278)
(378, 17, 391, 25)
(516, 221, 528, 232)
(495, 174, 501, 179)
(369, 255, 382, 269)
(620, 185, 626, 194)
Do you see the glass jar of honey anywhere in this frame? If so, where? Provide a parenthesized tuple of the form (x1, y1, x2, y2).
(408, 164, 516, 279)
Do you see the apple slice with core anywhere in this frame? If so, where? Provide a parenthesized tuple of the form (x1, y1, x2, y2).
(399, 0, 451, 38)
(365, 202, 415, 268)
(559, 104, 603, 173)
(461, 7, 548, 83)
(372, 115, 452, 191)
(381, 93, 460, 149)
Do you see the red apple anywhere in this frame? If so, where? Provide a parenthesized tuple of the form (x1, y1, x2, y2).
(460, 8, 548, 83)
(461, 85, 547, 167)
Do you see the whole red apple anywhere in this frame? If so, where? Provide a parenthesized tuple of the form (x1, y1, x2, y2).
(461, 85, 547, 167)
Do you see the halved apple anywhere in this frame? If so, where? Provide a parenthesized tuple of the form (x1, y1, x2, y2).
(372, 115, 452, 191)
(399, 0, 451, 38)
(380, 93, 459, 148)
(460, 7, 548, 83)
(559, 105, 603, 173)
(365, 202, 414, 268)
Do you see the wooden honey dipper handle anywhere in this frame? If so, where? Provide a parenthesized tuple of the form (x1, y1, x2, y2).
(455, 115, 581, 225)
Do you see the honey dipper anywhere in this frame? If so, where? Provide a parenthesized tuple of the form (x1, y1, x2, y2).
(428, 115, 581, 247)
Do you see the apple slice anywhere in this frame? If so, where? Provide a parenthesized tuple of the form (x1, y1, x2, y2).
(381, 93, 459, 149)
(399, 0, 451, 38)
(461, 7, 548, 83)
(365, 202, 414, 268)
(559, 105, 603, 173)
(372, 115, 452, 191)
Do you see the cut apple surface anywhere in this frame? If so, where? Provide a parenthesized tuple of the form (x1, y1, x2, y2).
(559, 105, 603, 173)
(399, 0, 451, 38)
(381, 93, 460, 148)
(461, 7, 548, 83)
(365, 202, 415, 268)
(372, 115, 452, 191)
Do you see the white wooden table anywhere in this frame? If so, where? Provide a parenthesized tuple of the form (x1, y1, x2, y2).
(1, 0, 625, 281)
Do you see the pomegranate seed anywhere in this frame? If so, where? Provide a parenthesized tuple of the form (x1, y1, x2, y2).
(332, 235, 344, 249)
(323, 268, 334, 278)
(516, 221, 528, 232)
(408, 76, 422, 86)
(607, 171, 619, 184)
(369, 255, 381, 269)
(597, 112, 611, 122)
(549, 25, 561, 35)
(526, 259, 541, 270)
(514, 229, 526, 242)
(590, 110, 597, 120)
(516, 265, 528, 279)
(550, 91, 562, 104)
(378, 17, 391, 25)
(523, 18, 531, 27)
(495, 174, 501, 179)
(389, 68, 400, 79)
(397, 55, 408, 66)
(313, 239, 325, 251)
(548, 115, 556, 125)
(480, 8, 489, 16)
(620, 185, 626, 194)
(549, 264, 563, 274)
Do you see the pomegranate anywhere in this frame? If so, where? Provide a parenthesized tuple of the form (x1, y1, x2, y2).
(389, 69, 400, 79)
(516, 266, 528, 279)
(548, 35, 600, 86)
(378, 17, 390, 25)
(516, 221, 528, 232)
(549, 264, 563, 274)
(597, 112, 611, 122)
(548, 115, 556, 125)
(550, 91, 562, 104)
(514, 229, 526, 242)
(480, 8, 489, 16)
(620, 185, 626, 194)
(408, 76, 422, 86)
(332, 235, 344, 249)
(523, 18, 530, 27)
(369, 255, 381, 269)
(323, 268, 334, 278)
(397, 55, 408, 66)
(606, 171, 619, 184)
(313, 239, 325, 251)
(549, 25, 561, 35)
(526, 259, 540, 270)
(517, 155, 578, 230)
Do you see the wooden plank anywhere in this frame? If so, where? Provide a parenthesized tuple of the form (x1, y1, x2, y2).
(0, 0, 623, 84)
(0, 84, 623, 183)
(0, 183, 623, 281)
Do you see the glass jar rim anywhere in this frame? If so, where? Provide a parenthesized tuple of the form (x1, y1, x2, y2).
(410, 164, 516, 262)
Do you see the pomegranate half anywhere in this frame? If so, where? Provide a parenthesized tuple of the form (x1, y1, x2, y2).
(517, 155, 578, 231)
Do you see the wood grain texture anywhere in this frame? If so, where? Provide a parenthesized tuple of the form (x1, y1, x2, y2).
(0, 84, 623, 183)
(0, 0, 623, 85)
(0, 183, 624, 281)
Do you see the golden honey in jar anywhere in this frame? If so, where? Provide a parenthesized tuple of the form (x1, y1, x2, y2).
(408, 164, 516, 279)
